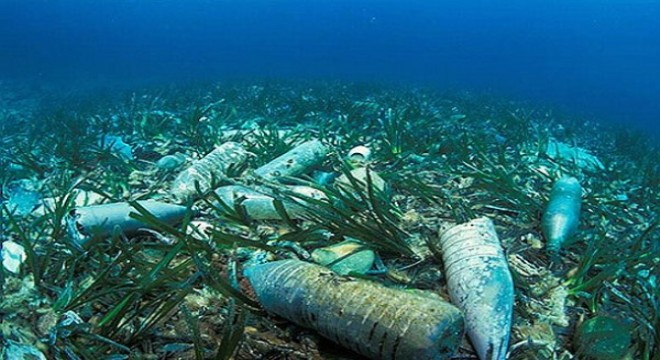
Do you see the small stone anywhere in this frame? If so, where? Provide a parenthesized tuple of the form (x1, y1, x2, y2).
(576, 316, 631, 360)
(156, 153, 186, 170)
(311, 239, 375, 275)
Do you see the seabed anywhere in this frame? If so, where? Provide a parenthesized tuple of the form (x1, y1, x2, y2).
(0, 80, 657, 359)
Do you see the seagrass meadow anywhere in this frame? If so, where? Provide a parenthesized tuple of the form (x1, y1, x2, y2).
(0, 80, 657, 360)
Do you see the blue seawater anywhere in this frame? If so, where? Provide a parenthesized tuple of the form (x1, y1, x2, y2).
(0, 0, 658, 133)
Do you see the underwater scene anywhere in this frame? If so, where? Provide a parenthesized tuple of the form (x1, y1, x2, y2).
(0, 1, 658, 360)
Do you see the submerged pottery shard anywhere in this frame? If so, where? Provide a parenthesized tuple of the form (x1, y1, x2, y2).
(66, 201, 187, 246)
(243, 259, 464, 360)
(170, 142, 248, 202)
(433, 217, 513, 360)
(254, 139, 329, 181)
(542, 176, 582, 256)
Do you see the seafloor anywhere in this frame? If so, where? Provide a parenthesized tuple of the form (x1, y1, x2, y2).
(0, 80, 657, 359)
